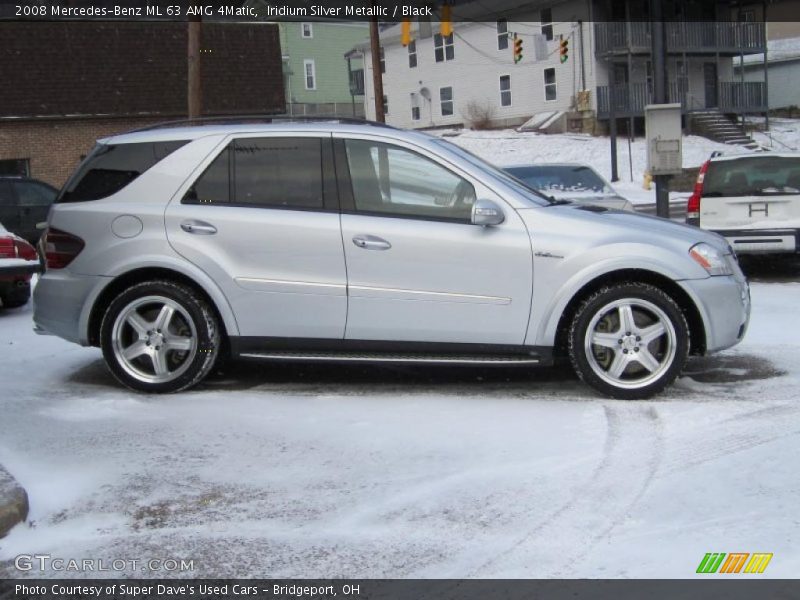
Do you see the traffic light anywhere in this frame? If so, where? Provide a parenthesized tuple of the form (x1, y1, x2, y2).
(559, 36, 569, 63)
(440, 4, 452, 37)
(401, 19, 412, 47)
(513, 33, 523, 64)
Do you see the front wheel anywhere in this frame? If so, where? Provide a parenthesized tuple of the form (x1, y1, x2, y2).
(568, 283, 689, 399)
(100, 280, 220, 393)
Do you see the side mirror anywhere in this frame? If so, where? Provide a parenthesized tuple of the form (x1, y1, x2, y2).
(471, 199, 505, 226)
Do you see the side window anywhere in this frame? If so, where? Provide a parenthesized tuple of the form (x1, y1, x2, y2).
(58, 140, 188, 203)
(234, 138, 323, 209)
(186, 138, 325, 210)
(186, 146, 230, 205)
(343, 139, 476, 222)
(13, 182, 56, 206)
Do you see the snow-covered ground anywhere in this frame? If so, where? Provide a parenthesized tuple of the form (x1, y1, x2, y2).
(434, 120, 800, 207)
(0, 271, 798, 578)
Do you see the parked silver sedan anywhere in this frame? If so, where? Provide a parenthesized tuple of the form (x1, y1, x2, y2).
(504, 163, 634, 211)
(34, 119, 748, 399)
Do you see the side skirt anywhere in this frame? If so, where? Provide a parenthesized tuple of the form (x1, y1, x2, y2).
(229, 337, 554, 367)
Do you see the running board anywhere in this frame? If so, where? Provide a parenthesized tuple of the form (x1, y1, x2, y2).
(239, 351, 541, 366)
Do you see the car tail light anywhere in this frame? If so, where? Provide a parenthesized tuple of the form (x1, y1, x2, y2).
(14, 239, 38, 261)
(686, 160, 709, 226)
(42, 228, 85, 269)
(0, 237, 14, 259)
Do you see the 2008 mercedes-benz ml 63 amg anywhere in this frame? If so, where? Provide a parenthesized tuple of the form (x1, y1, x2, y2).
(34, 119, 750, 399)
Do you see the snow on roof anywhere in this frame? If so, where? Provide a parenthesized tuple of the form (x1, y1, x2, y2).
(735, 36, 800, 67)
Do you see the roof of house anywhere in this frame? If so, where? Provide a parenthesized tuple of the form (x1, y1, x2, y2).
(0, 22, 285, 119)
(735, 36, 800, 67)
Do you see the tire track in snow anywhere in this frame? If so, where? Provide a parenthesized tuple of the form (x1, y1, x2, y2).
(464, 403, 663, 577)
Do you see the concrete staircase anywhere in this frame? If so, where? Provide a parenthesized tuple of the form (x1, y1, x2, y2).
(689, 109, 762, 150)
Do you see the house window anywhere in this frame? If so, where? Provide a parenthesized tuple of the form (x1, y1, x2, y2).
(434, 33, 454, 62)
(541, 8, 553, 41)
(408, 40, 417, 68)
(304, 59, 316, 90)
(544, 68, 556, 101)
(0, 158, 29, 176)
(301, 23, 313, 38)
(499, 75, 511, 107)
(383, 95, 389, 115)
(739, 8, 755, 21)
(440, 86, 454, 116)
(497, 19, 508, 50)
(411, 94, 421, 121)
(380, 47, 385, 73)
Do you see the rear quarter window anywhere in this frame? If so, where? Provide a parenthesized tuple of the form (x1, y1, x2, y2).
(58, 140, 189, 203)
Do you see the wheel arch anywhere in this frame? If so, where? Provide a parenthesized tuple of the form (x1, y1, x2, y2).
(551, 269, 707, 360)
(87, 266, 238, 347)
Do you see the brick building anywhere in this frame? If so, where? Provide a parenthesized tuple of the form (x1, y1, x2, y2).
(0, 22, 285, 187)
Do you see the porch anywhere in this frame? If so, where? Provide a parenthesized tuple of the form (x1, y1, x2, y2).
(594, 22, 766, 56)
(596, 81, 766, 118)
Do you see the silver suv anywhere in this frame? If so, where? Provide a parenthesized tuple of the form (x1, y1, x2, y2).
(34, 119, 750, 399)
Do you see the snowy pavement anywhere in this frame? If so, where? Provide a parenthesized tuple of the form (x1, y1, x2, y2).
(0, 262, 798, 579)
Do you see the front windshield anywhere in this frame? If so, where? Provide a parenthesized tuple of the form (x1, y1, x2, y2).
(431, 138, 551, 206)
(505, 165, 611, 194)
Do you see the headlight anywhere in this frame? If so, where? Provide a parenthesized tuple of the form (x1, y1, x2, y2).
(689, 242, 733, 276)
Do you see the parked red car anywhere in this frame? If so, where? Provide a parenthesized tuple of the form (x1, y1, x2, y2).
(0, 221, 40, 308)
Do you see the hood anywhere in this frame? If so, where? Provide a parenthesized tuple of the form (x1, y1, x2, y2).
(518, 203, 731, 254)
(546, 191, 632, 211)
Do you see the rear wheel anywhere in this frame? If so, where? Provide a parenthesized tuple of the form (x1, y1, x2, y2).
(568, 283, 689, 399)
(100, 280, 220, 393)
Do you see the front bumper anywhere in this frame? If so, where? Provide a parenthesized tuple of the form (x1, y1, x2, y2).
(679, 273, 750, 354)
(33, 271, 109, 345)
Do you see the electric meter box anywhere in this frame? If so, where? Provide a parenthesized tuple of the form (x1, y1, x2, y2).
(645, 103, 682, 176)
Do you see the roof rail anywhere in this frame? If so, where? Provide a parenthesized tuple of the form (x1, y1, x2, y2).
(126, 114, 396, 134)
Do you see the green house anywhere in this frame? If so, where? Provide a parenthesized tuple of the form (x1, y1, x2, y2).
(260, 21, 369, 116)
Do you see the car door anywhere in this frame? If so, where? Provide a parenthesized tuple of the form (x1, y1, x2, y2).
(335, 135, 533, 345)
(12, 180, 56, 242)
(165, 133, 348, 340)
(0, 181, 18, 233)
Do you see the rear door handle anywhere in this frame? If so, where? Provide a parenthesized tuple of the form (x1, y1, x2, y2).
(352, 235, 391, 250)
(180, 220, 217, 235)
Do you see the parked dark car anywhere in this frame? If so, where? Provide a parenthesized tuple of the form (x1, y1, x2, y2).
(504, 164, 634, 211)
(0, 221, 40, 308)
(0, 176, 57, 244)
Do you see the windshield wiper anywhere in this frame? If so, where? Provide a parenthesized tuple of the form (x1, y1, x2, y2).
(546, 197, 572, 206)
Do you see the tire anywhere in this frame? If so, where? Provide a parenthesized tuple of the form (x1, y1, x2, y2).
(100, 279, 220, 393)
(1, 296, 29, 309)
(568, 282, 689, 400)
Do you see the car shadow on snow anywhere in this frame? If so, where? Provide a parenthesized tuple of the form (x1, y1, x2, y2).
(66, 352, 785, 400)
(738, 254, 800, 283)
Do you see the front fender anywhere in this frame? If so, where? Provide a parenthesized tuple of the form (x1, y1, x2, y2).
(525, 243, 708, 347)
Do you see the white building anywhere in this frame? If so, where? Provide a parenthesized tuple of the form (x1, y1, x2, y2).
(350, 0, 768, 132)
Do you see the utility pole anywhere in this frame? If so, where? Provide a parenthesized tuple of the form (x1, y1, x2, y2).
(369, 16, 385, 123)
(187, 5, 202, 119)
(651, 3, 670, 218)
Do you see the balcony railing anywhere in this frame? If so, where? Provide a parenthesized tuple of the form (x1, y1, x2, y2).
(595, 22, 765, 55)
(596, 81, 766, 117)
(596, 82, 687, 117)
(719, 81, 766, 113)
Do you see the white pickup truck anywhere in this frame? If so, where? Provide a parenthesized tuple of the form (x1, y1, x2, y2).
(686, 153, 800, 254)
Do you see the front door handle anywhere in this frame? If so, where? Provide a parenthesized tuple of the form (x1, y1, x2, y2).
(180, 220, 217, 235)
(352, 235, 391, 251)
